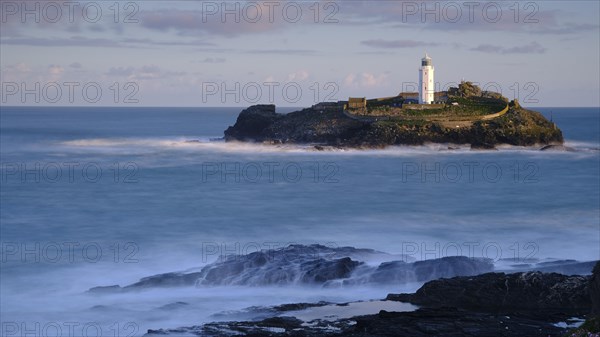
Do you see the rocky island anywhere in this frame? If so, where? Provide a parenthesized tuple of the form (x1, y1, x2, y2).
(224, 82, 563, 150)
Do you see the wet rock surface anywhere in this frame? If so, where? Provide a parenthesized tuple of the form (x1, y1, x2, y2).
(500, 259, 598, 275)
(145, 306, 571, 337)
(590, 261, 600, 315)
(348, 256, 493, 285)
(388, 271, 591, 315)
(88, 245, 495, 291)
(142, 266, 598, 336)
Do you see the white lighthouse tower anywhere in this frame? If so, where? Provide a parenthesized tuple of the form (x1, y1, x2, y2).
(419, 53, 434, 104)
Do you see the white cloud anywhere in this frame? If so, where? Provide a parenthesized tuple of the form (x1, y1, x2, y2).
(48, 65, 64, 75)
(344, 73, 356, 87)
(287, 70, 309, 82)
(344, 72, 388, 88)
(3, 62, 31, 73)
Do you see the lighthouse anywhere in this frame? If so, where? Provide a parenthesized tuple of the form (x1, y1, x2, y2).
(419, 53, 434, 104)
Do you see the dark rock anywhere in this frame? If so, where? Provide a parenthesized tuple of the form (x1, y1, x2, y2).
(90, 247, 497, 291)
(272, 301, 331, 312)
(540, 144, 576, 151)
(124, 272, 203, 289)
(346, 307, 567, 337)
(199, 316, 305, 337)
(88, 245, 407, 291)
(500, 259, 598, 275)
(88, 273, 202, 292)
(87, 285, 122, 293)
(89, 244, 593, 295)
(300, 257, 360, 284)
(369, 256, 493, 284)
(223, 104, 563, 149)
(89, 305, 112, 311)
(144, 268, 595, 336)
(151, 307, 568, 337)
(590, 261, 600, 315)
(208, 302, 333, 322)
(470, 142, 498, 150)
(196, 245, 364, 286)
(529, 260, 597, 275)
(145, 329, 169, 335)
(224, 104, 280, 142)
(157, 302, 189, 311)
(146, 327, 194, 336)
(391, 271, 590, 315)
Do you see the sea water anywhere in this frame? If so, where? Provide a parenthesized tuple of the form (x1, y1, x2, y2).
(1, 106, 598, 335)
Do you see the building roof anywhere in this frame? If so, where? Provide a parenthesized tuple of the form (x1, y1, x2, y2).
(348, 97, 366, 103)
(399, 92, 419, 98)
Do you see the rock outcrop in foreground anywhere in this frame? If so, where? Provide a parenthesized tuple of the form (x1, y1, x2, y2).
(224, 101, 563, 149)
(388, 271, 591, 315)
(146, 265, 598, 337)
(89, 245, 494, 292)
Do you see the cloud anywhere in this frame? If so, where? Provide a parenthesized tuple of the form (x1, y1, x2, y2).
(470, 44, 503, 54)
(470, 42, 546, 54)
(532, 22, 600, 35)
(0, 36, 214, 48)
(287, 70, 309, 81)
(48, 65, 64, 75)
(344, 73, 356, 87)
(3, 62, 31, 73)
(140, 7, 284, 37)
(361, 72, 387, 87)
(69, 62, 82, 69)
(246, 49, 316, 55)
(1, 36, 121, 47)
(361, 39, 439, 49)
(199, 57, 226, 63)
(105, 65, 185, 80)
(356, 51, 396, 55)
(341, 2, 598, 37)
(122, 38, 215, 47)
(344, 72, 388, 88)
(504, 42, 547, 54)
(106, 66, 135, 77)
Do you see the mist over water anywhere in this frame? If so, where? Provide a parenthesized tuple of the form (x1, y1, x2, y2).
(1, 106, 598, 335)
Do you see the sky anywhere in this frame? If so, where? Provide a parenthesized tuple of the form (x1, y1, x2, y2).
(1, 0, 599, 107)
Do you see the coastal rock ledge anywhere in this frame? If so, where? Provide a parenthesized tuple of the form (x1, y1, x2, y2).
(145, 264, 599, 337)
(224, 101, 563, 149)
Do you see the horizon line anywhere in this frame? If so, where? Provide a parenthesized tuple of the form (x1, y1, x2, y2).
(2, 105, 600, 109)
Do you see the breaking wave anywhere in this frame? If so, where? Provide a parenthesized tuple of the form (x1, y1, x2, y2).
(56, 137, 600, 157)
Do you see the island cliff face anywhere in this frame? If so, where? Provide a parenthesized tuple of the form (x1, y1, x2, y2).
(224, 100, 563, 149)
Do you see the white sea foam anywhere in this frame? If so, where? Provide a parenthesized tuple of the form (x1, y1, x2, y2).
(0, 267, 413, 337)
(56, 136, 600, 158)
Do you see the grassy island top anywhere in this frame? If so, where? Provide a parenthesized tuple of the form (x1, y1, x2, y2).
(340, 81, 509, 121)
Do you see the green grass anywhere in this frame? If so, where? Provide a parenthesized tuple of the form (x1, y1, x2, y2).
(356, 96, 507, 120)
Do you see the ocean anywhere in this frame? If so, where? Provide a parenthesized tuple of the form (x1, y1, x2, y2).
(1, 106, 599, 335)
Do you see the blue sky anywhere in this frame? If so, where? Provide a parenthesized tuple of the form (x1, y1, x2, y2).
(1, 0, 599, 107)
